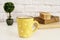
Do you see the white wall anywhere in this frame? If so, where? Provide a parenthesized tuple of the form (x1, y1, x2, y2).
(0, 0, 60, 22)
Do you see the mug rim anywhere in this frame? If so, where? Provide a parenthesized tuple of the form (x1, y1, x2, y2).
(17, 15, 33, 19)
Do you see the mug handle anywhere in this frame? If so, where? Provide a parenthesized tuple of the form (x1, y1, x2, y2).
(33, 20, 40, 32)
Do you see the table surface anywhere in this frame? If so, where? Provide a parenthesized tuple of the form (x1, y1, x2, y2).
(0, 22, 60, 40)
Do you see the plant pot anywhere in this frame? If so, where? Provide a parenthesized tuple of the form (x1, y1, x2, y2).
(6, 19, 13, 25)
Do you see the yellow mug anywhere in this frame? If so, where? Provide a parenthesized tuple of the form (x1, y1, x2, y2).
(17, 16, 39, 38)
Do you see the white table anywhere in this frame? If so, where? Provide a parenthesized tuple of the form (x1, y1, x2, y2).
(0, 22, 60, 40)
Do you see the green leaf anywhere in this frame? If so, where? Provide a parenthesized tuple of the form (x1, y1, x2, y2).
(4, 2, 15, 13)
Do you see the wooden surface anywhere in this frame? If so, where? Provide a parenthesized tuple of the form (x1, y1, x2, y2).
(40, 21, 60, 29)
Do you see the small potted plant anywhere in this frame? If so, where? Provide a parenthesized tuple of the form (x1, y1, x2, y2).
(3, 2, 15, 25)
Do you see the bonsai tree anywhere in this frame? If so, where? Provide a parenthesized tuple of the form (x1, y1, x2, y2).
(4, 2, 15, 25)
